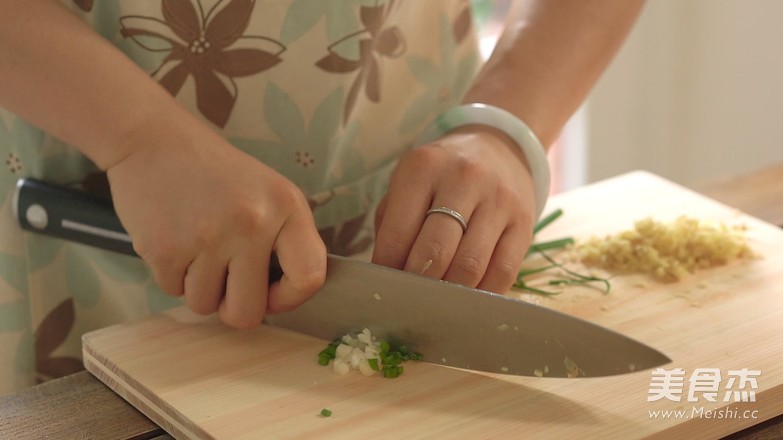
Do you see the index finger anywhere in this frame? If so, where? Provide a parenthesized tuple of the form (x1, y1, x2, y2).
(266, 213, 327, 313)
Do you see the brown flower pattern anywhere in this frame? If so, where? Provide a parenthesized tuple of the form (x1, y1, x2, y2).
(73, 0, 93, 12)
(318, 213, 372, 257)
(315, 1, 406, 123)
(5, 153, 22, 174)
(35, 299, 84, 383)
(295, 151, 315, 167)
(452, 1, 472, 44)
(120, 0, 285, 127)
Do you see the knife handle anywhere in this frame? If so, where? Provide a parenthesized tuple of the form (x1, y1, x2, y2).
(14, 178, 284, 282)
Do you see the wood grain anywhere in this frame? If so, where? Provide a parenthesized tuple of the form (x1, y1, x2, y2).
(691, 163, 783, 227)
(0, 370, 167, 440)
(80, 171, 783, 440)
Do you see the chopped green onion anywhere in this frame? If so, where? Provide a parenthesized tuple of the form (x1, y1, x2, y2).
(383, 367, 401, 378)
(513, 280, 562, 296)
(317, 340, 344, 367)
(516, 210, 612, 296)
(539, 251, 610, 294)
(516, 264, 557, 278)
(317, 334, 422, 379)
(533, 208, 564, 235)
(320, 408, 332, 417)
(526, 237, 575, 256)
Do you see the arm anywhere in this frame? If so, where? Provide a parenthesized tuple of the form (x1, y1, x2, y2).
(373, 0, 644, 292)
(0, 0, 180, 169)
(465, 0, 645, 148)
(0, 0, 326, 328)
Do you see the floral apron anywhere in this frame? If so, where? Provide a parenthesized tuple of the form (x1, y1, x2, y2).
(0, 0, 480, 394)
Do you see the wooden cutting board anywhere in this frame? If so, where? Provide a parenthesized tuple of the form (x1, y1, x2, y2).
(82, 171, 783, 440)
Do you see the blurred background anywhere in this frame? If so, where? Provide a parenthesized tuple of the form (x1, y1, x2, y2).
(471, 0, 783, 193)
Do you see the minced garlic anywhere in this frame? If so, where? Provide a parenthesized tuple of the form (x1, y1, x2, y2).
(577, 216, 752, 282)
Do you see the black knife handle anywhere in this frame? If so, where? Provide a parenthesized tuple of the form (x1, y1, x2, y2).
(15, 178, 135, 255)
(14, 178, 284, 282)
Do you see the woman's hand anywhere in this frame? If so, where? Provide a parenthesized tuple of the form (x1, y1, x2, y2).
(372, 126, 538, 293)
(107, 127, 327, 329)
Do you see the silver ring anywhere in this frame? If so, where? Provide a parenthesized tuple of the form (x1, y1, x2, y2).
(426, 206, 468, 232)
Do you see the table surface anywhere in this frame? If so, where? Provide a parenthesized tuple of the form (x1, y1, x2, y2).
(2, 164, 782, 440)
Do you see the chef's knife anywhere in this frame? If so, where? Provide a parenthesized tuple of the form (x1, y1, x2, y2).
(14, 177, 671, 378)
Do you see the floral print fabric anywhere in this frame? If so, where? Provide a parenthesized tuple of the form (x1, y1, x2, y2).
(0, 0, 479, 395)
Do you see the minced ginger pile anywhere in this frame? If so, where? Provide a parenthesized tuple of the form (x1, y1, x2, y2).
(577, 216, 753, 282)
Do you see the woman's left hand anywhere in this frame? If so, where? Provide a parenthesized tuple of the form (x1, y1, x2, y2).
(372, 126, 539, 293)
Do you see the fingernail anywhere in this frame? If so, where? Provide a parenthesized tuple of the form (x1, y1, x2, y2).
(420, 259, 433, 274)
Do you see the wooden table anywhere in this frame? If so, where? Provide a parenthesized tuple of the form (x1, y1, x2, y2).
(2, 164, 782, 440)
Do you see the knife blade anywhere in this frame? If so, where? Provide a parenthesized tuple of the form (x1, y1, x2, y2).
(14, 177, 671, 378)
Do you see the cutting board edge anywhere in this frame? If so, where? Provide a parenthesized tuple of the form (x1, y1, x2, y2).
(82, 341, 212, 440)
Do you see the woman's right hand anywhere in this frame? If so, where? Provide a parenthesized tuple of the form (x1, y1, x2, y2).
(106, 125, 327, 329)
(0, 0, 329, 330)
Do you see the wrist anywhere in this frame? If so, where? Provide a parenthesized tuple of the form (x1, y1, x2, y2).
(104, 103, 209, 172)
(447, 124, 533, 171)
(416, 103, 551, 219)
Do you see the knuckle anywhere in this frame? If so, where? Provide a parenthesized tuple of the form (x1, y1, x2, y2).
(514, 207, 536, 238)
(396, 146, 442, 176)
(493, 259, 521, 288)
(136, 243, 184, 296)
(152, 269, 183, 297)
(184, 283, 221, 315)
(493, 185, 532, 228)
(375, 228, 412, 257)
(158, 282, 183, 297)
(273, 179, 306, 203)
(453, 154, 487, 182)
(192, 218, 220, 249)
(231, 206, 269, 237)
(289, 264, 327, 296)
(409, 145, 442, 164)
(187, 297, 218, 316)
(133, 234, 168, 262)
(452, 254, 486, 282)
(493, 182, 517, 207)
(413, 238, 448, 262)
(274, 184, 313, 219)
(221, 307, 264, 330)
(133, 228, 192, 269)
